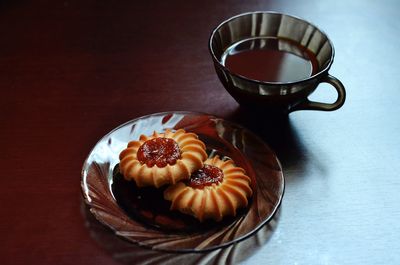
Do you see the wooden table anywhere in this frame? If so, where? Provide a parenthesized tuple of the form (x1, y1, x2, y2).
(2, 0, 399, 264)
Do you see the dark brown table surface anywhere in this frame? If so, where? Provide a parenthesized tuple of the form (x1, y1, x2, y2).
(2, 0, 400, 264)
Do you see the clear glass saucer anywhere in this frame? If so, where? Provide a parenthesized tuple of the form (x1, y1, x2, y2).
(81, 111, 284, 252)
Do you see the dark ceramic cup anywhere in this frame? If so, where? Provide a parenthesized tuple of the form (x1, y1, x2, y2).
(209, 11, 346, 113)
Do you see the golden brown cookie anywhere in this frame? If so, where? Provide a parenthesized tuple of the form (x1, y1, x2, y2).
(164, 156, 253, 222)
(119, 129, 207, 188)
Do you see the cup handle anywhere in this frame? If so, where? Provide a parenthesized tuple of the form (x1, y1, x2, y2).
(290, 74, 346, 112)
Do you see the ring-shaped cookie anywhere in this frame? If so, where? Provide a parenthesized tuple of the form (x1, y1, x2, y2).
(164, 156, 253, 222)
(119, 129, 207, 188)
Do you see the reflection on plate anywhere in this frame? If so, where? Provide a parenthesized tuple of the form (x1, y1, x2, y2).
(81, 111, 284, 252)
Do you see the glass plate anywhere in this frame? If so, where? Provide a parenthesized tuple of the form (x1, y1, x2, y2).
(81, 111, 284, 252)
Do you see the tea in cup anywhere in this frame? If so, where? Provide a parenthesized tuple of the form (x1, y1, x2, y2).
(209, 11, 346, 113)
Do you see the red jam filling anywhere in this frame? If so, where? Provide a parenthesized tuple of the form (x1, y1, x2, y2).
(188, 164, 224, 189)
(137, 137, 181, 167)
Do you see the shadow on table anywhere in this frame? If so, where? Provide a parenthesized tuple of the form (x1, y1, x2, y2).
(227, 106, 310, 183)
(80, 107, 309, 264)
(81, 201, 280, 265)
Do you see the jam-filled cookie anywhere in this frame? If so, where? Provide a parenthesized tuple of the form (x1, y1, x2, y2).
(164, 156, 253, 222)
(119, 129, 207, 188)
